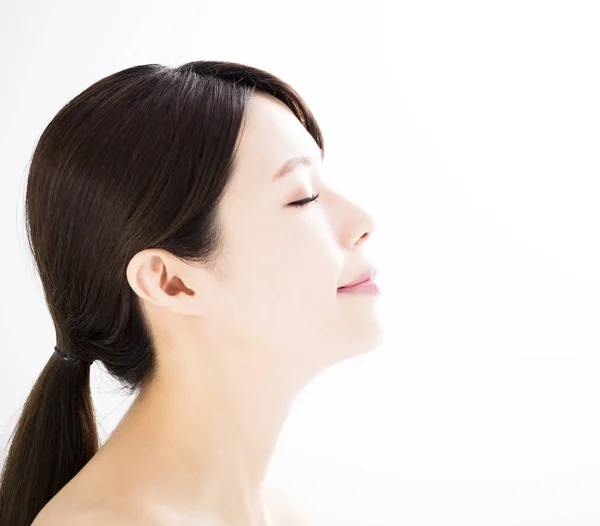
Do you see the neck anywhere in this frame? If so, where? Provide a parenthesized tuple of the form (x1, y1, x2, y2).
(95, 346, 307, 526)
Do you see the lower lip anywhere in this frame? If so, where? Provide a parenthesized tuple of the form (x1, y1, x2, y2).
(337, 279, 380, 294)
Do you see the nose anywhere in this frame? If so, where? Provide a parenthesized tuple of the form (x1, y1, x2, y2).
(346, 202, 376, 250)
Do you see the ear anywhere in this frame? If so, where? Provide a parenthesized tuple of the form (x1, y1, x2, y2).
(125, 249, 204, 316)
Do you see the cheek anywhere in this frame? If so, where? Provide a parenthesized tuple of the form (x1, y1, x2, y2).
(215, 208, 341, 339)
(269, 227, 338, 301)
(233, 235, 340, 333)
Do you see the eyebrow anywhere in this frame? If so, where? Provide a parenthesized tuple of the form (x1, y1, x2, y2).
(272, 154, 322, 182)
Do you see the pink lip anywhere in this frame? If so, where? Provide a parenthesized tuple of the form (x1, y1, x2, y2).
(337, 267, 380, 294)
(338, 267, 378, 289)
(337, 278, 380, 294)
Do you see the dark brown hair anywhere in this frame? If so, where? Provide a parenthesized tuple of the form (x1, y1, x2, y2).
(0, 60, 324, 526)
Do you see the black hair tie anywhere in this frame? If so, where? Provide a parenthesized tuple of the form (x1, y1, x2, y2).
(54, 346, 94, 366)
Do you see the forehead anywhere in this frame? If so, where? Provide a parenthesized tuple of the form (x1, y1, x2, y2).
(233, 92, 322, 186)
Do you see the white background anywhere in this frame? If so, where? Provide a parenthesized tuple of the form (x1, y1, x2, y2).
(1, 1, 599, 524)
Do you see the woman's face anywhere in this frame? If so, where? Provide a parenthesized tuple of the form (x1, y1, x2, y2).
(201, 91, 381, 377)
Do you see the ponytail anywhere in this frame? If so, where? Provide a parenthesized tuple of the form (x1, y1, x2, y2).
(0, 353, 99, 526)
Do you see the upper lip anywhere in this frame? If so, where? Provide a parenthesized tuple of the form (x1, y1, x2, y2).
(338, 266, 378, 289)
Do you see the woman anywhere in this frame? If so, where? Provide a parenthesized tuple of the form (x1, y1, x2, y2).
(0, 60, 382, 526)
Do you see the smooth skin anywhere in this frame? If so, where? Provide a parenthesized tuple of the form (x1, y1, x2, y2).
(34, 91, 381, 526)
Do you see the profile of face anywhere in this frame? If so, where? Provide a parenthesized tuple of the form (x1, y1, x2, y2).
(132, 92, 381, 388)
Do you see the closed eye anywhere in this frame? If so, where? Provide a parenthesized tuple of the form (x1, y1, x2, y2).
(287, 193, 321, 208)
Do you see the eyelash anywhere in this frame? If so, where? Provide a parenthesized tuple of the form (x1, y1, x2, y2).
(289, 193, 321, 208)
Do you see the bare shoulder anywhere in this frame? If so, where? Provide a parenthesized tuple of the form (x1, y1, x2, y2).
(33, 499, 179, 526)
(33, 487, 309, 526)
(72, 503, 159, 525)
(265, 485, 312, 525)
